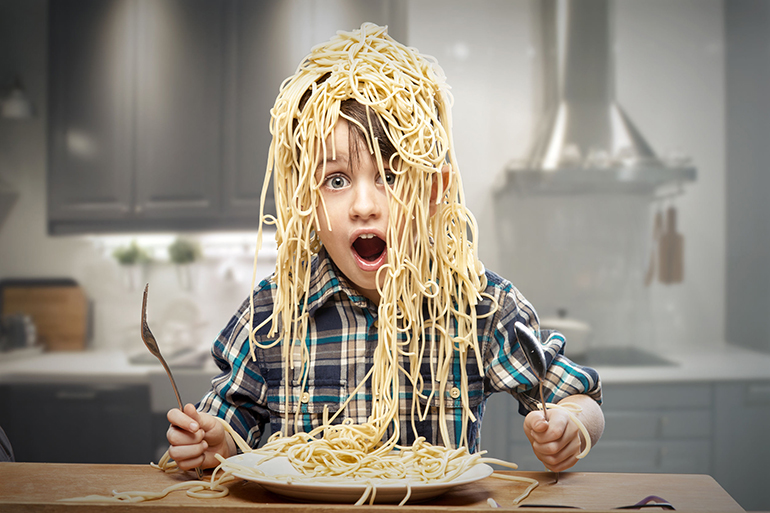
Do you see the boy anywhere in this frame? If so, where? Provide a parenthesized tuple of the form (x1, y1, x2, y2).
(167, 23, 603, 476)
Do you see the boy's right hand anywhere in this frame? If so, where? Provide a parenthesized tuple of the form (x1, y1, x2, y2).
(166, 403, 234, 470)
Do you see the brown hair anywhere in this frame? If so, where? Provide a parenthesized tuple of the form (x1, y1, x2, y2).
(296, 73, 397, 173)
(338, 98, 397, 168)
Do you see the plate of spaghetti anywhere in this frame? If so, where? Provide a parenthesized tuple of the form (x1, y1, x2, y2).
(221, 452, 494, 504)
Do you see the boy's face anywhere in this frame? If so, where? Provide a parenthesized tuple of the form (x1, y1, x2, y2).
(314, 119, 395, 304)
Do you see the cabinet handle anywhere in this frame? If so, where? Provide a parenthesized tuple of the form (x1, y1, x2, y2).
(746, 383, 770, 406)
(56, 390, 97, 400)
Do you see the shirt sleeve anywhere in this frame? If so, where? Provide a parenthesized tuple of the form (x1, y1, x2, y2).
(482, 276, 602, 416)
(197, 284, 273, 449)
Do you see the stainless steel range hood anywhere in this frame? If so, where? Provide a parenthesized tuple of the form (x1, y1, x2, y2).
(505, 0, 696, 194)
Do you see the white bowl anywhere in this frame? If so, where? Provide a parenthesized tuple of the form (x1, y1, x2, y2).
(539, 316, 592, 355)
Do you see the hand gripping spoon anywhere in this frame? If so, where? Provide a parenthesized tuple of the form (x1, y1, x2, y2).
(514, 321, 558, 483)
(141, 284, 204, 480)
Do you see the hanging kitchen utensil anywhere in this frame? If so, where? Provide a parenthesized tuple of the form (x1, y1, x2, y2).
(644, 209, 664, 287)
(658, 205, 684, 284)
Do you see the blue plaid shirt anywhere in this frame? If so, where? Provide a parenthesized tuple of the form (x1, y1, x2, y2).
(198, 249, 602, 453)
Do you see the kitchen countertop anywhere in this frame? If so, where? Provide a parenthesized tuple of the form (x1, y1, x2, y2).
(1, 345, 769, 387)
(0, 462, 744, 512)
(0, 349, 157, 385)
(0, 348, 220, 413)
(584, 345, 770, 384)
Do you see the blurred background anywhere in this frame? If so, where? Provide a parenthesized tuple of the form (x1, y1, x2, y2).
(0, 0, 768, 510)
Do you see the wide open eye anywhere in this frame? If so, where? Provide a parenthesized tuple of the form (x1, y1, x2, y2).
(378, 171, 396, 187)
(324, 174, 349, 189)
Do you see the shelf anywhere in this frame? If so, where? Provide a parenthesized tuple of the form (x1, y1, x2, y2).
(499, 166, 697, 195)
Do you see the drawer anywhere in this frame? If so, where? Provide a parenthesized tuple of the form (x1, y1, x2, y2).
(509, 408, 711, 444)
(508, 440, 712, 474)
(602, 383, 712, 410)
(602, 409, 712, 440)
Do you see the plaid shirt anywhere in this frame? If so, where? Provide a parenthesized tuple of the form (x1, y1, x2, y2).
(198, 249, 602, 453)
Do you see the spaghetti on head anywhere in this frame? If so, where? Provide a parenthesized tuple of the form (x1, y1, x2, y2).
(252, 22, 486, 451)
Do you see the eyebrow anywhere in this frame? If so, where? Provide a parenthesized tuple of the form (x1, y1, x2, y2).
(316, 152, 347, 167)
(314, 153, 350, 181)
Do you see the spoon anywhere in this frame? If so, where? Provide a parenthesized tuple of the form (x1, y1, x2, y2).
(514, 321, 549, 421)
(514, 321, 558, 483)
(141, 283, 203, 480)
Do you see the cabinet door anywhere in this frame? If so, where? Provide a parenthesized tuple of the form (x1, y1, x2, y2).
(0, 383, 153, 464)
(48, 0, 135, 231)
(505, 382, 713, 474)
(134, 0, 225, 221)
(713, 381, 770, 512)
(221, 0, 302, 222)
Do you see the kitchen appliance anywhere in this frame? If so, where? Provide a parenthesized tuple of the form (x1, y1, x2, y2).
(0, 279, 90, 352)
(505, 0, 696, 194)
(539, 309, 592, 355)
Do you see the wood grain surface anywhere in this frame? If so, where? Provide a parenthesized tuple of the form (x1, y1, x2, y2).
(1, 284, 88, 351)
(0, 462, 744, 512)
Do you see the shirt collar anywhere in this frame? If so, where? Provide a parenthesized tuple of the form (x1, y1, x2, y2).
(305, 248, 373, 316)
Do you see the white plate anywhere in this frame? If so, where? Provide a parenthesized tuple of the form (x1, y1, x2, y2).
(222, 453, 493, 504)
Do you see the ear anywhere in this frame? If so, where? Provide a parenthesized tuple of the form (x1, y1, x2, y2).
(429, 165, 451, 217)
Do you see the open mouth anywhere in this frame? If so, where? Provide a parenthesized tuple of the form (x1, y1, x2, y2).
(352, 234, 386, 263)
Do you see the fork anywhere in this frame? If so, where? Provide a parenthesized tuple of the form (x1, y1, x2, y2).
(141, 283, 203, 480)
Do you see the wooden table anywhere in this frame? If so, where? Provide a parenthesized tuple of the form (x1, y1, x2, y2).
(0, 462, 743, 512)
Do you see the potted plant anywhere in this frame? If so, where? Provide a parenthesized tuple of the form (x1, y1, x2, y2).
(168, 237, 201, 290)
(112, 240, 151, 290)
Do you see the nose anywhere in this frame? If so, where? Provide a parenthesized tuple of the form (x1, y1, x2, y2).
(350, 181, 382, 219)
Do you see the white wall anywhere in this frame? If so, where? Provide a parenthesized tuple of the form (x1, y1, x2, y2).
(406, 0, 537, 274)
(616, 0, 725, 350)
(0, 0, 726, 353)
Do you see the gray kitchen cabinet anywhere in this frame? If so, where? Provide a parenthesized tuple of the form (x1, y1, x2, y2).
(0, 383, 154, 464)
(483, 379, 769, 511)
(220, 1, 296, 220)
(47, 0, 135, 225)
(47, 0, 275, 234)
(712, 381, 770, 512)
(494, 382, 713, 474)
(133, 0, 225, 222)
(572, 382, 713, 474)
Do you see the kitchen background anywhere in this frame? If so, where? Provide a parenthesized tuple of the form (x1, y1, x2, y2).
(0, 0, 769, 510)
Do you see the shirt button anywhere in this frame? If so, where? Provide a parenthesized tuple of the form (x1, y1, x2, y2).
(450, 387, 461, 399)
(301, 392, 310, 403)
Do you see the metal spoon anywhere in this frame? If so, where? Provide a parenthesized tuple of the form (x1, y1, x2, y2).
(514, 321, 558, 483)
(141, 283, 203, 480)
(514, 321, 549, 421)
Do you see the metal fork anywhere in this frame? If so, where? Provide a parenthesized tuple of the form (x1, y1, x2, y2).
(141, 283, 203, 480)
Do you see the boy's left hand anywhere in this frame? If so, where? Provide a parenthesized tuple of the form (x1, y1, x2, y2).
(523, 407, 583, 472)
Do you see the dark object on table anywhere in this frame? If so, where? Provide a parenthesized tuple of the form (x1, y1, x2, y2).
(0, 425, 14, 462)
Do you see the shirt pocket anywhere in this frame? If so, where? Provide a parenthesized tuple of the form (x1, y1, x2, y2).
(265, 377, 348, 417)
(413, 372, 485, 410)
